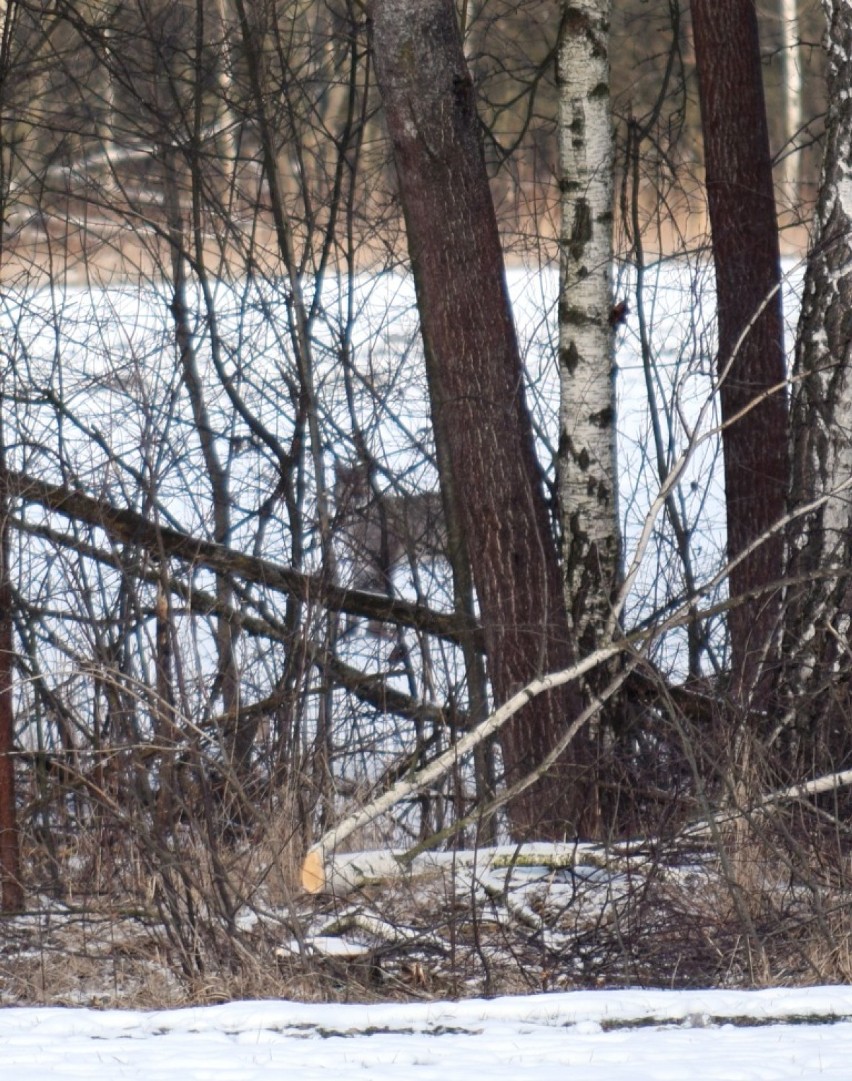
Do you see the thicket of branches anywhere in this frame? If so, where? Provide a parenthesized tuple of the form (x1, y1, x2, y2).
(2, 0, 852, 999)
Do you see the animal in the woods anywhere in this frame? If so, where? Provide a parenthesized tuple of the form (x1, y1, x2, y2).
(333, 461, 447, 593)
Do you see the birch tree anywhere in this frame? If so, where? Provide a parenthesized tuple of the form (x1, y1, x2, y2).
(557, 1, 619, 658)
(783, 0, 852, 773)
(780, 0, 804, 204)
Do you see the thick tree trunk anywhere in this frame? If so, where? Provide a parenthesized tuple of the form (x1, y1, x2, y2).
(369, 0, 600, 839)
(557, 1, 619, 657)
(692, 0, 788, 703)
(783, 0, 852, 773)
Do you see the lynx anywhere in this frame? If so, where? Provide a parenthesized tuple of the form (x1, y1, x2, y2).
(334, 461, 448, 593)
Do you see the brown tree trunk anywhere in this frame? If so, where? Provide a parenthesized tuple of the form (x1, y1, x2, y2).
(369, 0, 600, 839)
(0, 423, 23, 912)
(0, 0, 23, 912)
(692, 0, 788, 704)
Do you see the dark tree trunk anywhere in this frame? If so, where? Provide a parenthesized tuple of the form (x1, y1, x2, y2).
(369, 0, 600, 839)
(692, 0, 788, 704)
(0, 426, 23, 912)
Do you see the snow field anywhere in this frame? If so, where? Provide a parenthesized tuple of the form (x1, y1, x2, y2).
(2, 987, 852, 1080)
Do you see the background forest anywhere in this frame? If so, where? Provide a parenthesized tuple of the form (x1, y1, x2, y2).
(1, 0, 851, 1004)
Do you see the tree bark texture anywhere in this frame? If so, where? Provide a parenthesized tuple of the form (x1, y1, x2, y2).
(692, 0, 788, 703)
(369, 0, 600, 839)
(557, 1, 620, 658)
(783, 0, 852, 773)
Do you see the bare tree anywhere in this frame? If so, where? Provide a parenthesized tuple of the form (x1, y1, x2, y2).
(782, 0, 852, 775)
(0, 0, 24, 914)
(0, 420, 22, 913)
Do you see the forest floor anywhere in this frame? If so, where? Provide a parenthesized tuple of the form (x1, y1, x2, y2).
(1, 831, 847, 1009)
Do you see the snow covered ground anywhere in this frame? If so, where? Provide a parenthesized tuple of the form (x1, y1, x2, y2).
(3, 986, 852, 1079)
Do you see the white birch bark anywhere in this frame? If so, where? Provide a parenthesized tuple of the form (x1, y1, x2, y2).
(460, 0, 480, 47)
(303, 841, 634, 897)
(780, 0, 803, 204)
(557, 2, 620, 656)
(785, 1, 852, 715)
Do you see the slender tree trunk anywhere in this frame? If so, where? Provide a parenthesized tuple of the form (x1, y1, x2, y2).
(780, 0, 803, 205)
(431, 420, 497, 842)
(0, 0, 22, 911)
(557, 1, 620, 657)
(692, 0, 788, 703)
(783, 0, 852, 774)
(369, 0, 600, 839)
(0, 419, 23, 912)
(162, 150, 241, 752)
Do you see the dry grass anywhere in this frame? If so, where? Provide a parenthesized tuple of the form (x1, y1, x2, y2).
(9, 711, 852, 1008)
(7, 801, 852, 1008)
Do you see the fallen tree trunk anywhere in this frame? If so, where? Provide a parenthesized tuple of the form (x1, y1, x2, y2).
(303, 762, 852, 895)
(15, 514, 466, 732)
(302, 841, 639, 897)
(681, 765, 852, 840)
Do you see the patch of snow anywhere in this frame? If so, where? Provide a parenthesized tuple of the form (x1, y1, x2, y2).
(2, 988, 852, 1079)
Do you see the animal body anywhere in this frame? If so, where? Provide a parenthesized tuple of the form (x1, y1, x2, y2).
(333, 461, 447, 593)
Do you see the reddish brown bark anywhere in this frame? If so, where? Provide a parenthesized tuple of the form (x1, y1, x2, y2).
(369, 0, 599, 838)
(692, 0, 788, 702)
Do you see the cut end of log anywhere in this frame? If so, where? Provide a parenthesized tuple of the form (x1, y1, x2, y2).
(301, 848, 325, 894)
